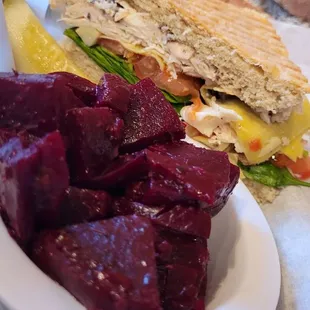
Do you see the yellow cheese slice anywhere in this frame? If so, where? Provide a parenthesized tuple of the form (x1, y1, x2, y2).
(4, 0, 89, 80)
(94, 32, 166, 70)
(280, 135, 304, 161)
(220, 98, 310, 164)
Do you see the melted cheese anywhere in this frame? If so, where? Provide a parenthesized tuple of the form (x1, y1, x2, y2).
(280, 135, 304, 161)
(221, 98, 310, 164)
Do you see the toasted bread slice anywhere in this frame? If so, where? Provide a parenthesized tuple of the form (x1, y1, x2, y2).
(124, 0, 309, 121)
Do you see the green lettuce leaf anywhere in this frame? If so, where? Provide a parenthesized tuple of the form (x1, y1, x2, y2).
(238, 161, 310, 188)
(64, 28, 191, 108)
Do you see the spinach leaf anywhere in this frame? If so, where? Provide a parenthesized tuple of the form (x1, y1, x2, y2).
(238, 161, 310, 188)
(64, 28, 139, 84)
(64, 28, 191, 108)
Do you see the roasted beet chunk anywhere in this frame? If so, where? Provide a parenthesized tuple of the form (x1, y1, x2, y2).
(33, 132, 69, 228)
(96, 74, 131, 115)
(0, 73, 84, 135)
(113, 198, 167, 218)
(113, 199, 210, 240)
(0, 138, 41, 245)
(0, 129, 37, 147)
(164, 264, 201, 310)
(65, 107, 124, 182)
(120, 79, 185, 153)
(87, 151, 149, 190)
(32, 216, 161, 310)
(154, 227, 209, 310)
(40, 187, 112, 229)
(210, 163, 240, 216)
(50, 72, 96, 106)
(153, 206, 211, 240)
(0, 131, 69, 245)
(146, 141, 233, 208)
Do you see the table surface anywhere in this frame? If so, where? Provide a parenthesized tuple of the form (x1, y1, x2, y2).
(251, 0, 310, 26)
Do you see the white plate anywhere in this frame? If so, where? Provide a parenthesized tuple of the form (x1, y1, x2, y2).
(0, 180, 280, 310)
(0, 3, 280, 309)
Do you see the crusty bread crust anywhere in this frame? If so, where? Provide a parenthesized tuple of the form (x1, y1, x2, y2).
(62, 38, 105, 83)
(243, 178, 280, 205)
(124, 0, 309, 120)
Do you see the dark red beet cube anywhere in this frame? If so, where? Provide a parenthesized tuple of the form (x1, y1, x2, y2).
(0, 138, 40, 245)
(146, 141, 233, 206)
(154, 228, 209, 310)
(50, 72, 96, 107)
(209, 163, 240, 216)
(125, 178, 191, 206)
(192, 274, 207, 310)
(153, 205, 211, 240)
(120, 79, 185, 153)
(39, 187, 112, 229)
(87, 151, 149, 190)
(34, 132, 69, 228)
(112, 198, 167, 218)
(154, 227, 209, 272)
(96, 74, 131, 115)
(164, 264, 201, 310)
(0, 73, 84, 135)
(0, 131, 69, 245)
(113, 198, 211, 240)
(32, 216, 161, 310)
(0, 129, 37, 148)
(65, 107, 124, 182)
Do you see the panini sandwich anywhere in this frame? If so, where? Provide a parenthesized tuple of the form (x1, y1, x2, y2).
(51, 0, 310, 195)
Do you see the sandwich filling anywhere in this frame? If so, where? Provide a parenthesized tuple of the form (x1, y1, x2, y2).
(54, 0, 310, 187)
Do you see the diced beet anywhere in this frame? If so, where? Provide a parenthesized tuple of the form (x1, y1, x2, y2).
(96, 74, 131, 115)
(50, 72, 96, 107)
(0, 73, 84, 135)
(120, 79, 185, 153)
(113, 198, 211, 240)
(112, 198, 167, 218)
(0, 129, 17, 146)
(34, 132, 69, 228)
(164, 264, 201, 310)
(153, 206, 211, 240)
(154, 227, 209, 271)
(65, 107, 124, 182)
(210, 163, 240, 216)
(0, 137, 41, 245)
(125, 178, 191, 206)
(192, 274, 207, 310)
(154, 227, 209, 310)
(32, 216, 161, 310)
(39, 187, 112, 229)
(157, 267, 167, 306)
(87, 151, 149, 190)
(145, 141, 233, 206)
(0, 131, 69, 246)
(0, 129, 37, 148)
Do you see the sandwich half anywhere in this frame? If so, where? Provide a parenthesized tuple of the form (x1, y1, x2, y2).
(51, 0, 310, 199)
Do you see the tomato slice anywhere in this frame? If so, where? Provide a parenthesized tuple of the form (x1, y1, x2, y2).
(273, 154, 310, 180)
(98, 38, 126, 56)
(272, 154, 293, 168)
(133, 56, 202, 97)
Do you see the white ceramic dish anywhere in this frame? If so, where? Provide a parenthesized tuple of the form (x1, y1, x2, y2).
(0, 3, 281, 309)
(0, 179, 281, 310)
